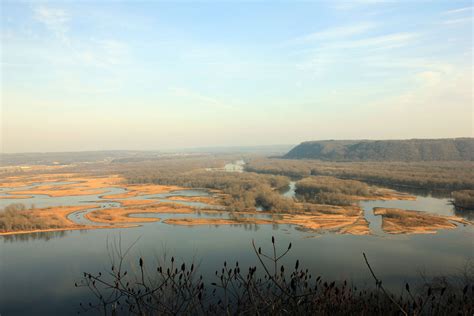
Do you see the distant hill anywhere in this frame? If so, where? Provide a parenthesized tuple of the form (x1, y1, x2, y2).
(283, 138, 474, 161)
(0, 150, 161, 166)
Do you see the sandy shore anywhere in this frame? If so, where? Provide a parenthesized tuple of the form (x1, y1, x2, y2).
(162, 213, 370, 235)
(0, 224, 134, 236)
(85, 204, 194, 224)
(85, 202, 370, 235)
(100, 184, 184, 199)
(351, 188, 417, 201)
(3, 173, 185, 199)
(167, 195, 220, 205)
(115, 199, 159, 207)
(6, 174, 121, 197)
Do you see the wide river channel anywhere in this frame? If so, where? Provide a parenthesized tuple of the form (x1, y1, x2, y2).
(0, 164, 473, 315)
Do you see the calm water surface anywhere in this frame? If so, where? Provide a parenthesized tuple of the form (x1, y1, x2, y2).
(0, 173, 473, 315)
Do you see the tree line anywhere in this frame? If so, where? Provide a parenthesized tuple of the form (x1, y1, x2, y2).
(246, 158, 474, 191)
(452, 190, 474, 210)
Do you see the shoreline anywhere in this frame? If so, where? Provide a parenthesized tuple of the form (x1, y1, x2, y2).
(1, 172, 471, 237)
(0, 224, 137, 237)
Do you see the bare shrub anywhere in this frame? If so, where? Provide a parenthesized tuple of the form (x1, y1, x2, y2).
(76, 237, 474, 315)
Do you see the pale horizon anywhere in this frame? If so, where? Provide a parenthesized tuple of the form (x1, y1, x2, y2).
(3, 136, 474, 155)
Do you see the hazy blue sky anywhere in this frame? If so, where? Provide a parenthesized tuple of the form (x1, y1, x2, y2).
(1, 0, 472, 152)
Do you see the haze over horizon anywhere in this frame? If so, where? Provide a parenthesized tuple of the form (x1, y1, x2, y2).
(2, 1, 473, 153)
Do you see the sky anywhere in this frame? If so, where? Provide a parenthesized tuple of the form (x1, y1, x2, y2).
(1, 0, 473, 153)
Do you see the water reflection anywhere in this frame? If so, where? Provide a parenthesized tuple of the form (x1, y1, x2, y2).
(2, 230, 68, 242)
(0, 229, 95, 243)
(454, 207, 474, 221)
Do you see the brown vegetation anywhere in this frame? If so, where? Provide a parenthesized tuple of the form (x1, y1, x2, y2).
(166, 195, 221, 205)
(357, 188, 416, 201)
(114, 199, 159, 207)
(0, 203, 106, 235)
(7, 174, 123, 197)
(278, 213, 369, 235)
(101, 184, 184, 199)
(0, 172, 78, 188)
(163, 217, 273, 226)
(0, 195, 33, 199)
(105, 210, 369, 234)
(83, 199, 368, 234)
(295, 176, 371, 205)
(294, 176, 414, 206)
(149, 205, 368, 235)
(373, 208, 470, 234)
(2, 173, 187, 201)
(125, 168, 295, 212)
(246, 158, 474, 191)
(85, 204, 194, 224)
(1, 159, 469, 237)
(452, 190, 474, 210)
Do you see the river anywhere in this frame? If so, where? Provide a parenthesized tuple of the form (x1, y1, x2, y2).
(0, 163, 473, 315)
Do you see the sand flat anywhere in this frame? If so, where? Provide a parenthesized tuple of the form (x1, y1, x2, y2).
(85, 204, 195, 224)
(374, 207, 470, 234)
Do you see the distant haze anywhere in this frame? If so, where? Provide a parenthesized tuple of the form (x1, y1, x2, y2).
(1, 1, 473, 153)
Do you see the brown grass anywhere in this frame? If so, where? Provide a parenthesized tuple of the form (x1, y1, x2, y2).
(352, 188, 416, 201)
(0, 173, 78, 188)
(83, 200, 369, 235)
(0, 204, 109, 235)
(339, 217, 371, 235)
(0, 195, 34, 199)
(373, 207, 471, 234)
(166, 195, 221, 205)
(162, 213, 369, 235)
(115, 199, 159, 207)
(100, 184, 184, 199)
(11, 187, 108, 197)
(159, 205, 369, 235)
(163, 217, 274, 226)
(85, 204, 194, 224)
(2, 174, 188, 200)
(8, 175, 121, 197)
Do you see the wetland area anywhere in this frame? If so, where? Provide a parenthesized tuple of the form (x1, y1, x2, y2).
(0, 157, 473, 315)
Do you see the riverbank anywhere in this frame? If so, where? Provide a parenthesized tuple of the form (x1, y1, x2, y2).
(1, 171, 471, 237)
(80, 203, 370, 235)
(0, 204, 134, 236)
